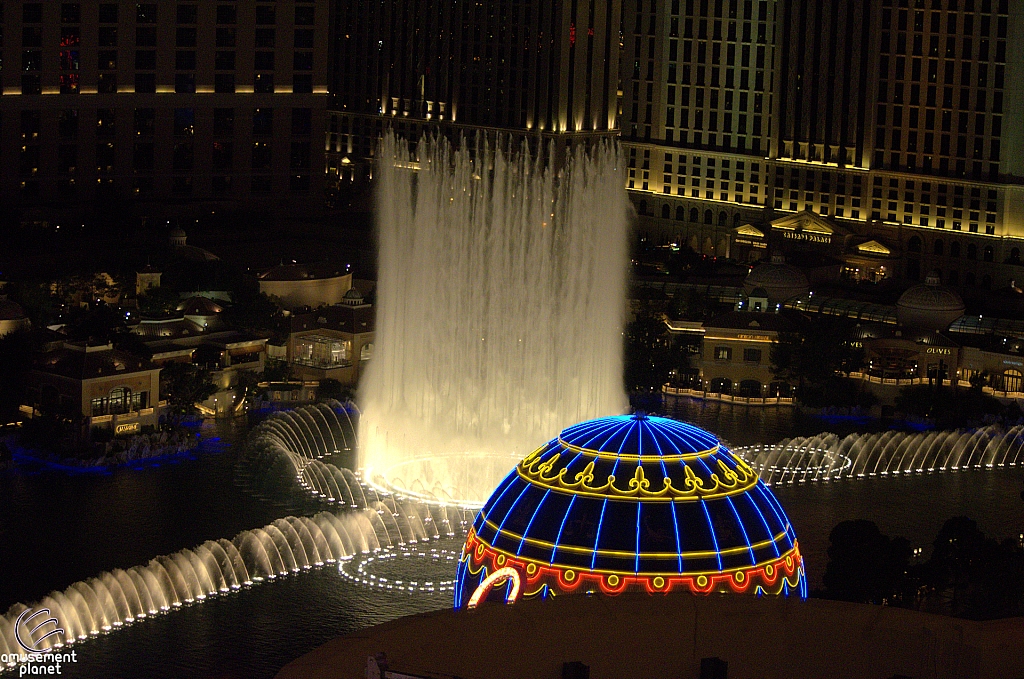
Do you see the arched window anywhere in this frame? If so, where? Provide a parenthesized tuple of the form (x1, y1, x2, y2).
(733, 213, 743, 227)
(704, 209, 713, 224)
(662, 204, 670, 219)
(948, 270, 959, 285)
(718, 211, 728, 226)
(690, 207, 699, 222)
(982, 274, 992, 289)
(638, 200, 647, 215)
(360, 343, 374, 361)
(709, 377, 732, 394)
(967, 243, 977, 259)
(950, 241, 961, 258)
(738, 380, 762, 397)
(676, 205, 685, 221)
(1011, 247, 1021, 263)
(907, 236, 922, 253)
(108, 387, 132, 415)
(965, 272, 976, 286)
(984, 245, 994, 262)
(933, 239, 944, 256)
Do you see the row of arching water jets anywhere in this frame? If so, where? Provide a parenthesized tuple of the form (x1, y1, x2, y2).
(1, 402, 469, 667)
(734, 424, 1024, 485)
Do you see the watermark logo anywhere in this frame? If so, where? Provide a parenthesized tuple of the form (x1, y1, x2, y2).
(1, 608, 77, 676)
(14, 608, 64, 653)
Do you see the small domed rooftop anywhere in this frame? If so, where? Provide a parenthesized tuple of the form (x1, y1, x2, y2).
(896, 272, 965, 330)
(743, 255, 809, 305)
(0, 298, 26, 321)
(455, 414, 806, 609)
(177, 296, 224, 317)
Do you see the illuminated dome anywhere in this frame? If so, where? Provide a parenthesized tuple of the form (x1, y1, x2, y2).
(896, 272, 965, 329)
(454, 414, 806, 608)
(743, 255, 809, 305)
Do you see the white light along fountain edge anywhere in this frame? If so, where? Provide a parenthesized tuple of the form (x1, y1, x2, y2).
(0, 502, 457, 672)
(733, 424, 1024, 485)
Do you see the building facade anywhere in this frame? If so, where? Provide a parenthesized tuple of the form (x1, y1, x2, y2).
(693, 308, 795, 397)
(284, 289, 374, 387)
(326, 0, 623, 183)
(0, 0, 328, 217)
(27, 341, 164, 435)
(624, 0, 1024, 292)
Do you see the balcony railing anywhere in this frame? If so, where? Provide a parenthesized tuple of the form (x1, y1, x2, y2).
(661, 385, 795, 406)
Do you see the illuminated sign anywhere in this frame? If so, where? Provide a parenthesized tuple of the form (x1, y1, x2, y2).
(782, 231, 831, 244)
(925, 348, 952, 355)
(737, 334, 772, 341)
(114, 422, 140, 435)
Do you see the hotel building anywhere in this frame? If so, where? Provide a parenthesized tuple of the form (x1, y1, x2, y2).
(623, 0, 1024, 290)
(0, 0, 329, 216)
(325, 0, 623, 183)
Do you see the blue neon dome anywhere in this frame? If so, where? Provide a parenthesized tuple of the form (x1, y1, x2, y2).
(455, 414, 806, 607)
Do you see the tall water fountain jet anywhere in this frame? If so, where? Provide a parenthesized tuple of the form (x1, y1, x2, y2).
(360, 133, 630, 506)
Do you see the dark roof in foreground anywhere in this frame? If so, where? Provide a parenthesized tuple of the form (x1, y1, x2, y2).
(276, 593, 1024, 679)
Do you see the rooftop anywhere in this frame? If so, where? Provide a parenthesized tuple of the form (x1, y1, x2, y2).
(259, 262, 351, 282)
(276, 594, 1024, 679)
(34, 344, 158, 380)
(703, 310, 798, 332)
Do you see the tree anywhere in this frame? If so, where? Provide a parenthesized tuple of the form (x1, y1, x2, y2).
(262, 358, 293, 385)
(821, 520, 912, 605)
(770, 317, 870, 406)
(624, 302, 674, 395)
(233, 368, 261, 406)
(0, 330, 35, 425)
(670, 287, 712, 322)
(224, 287, 282, 333)
(894, 384, 1003, 428)
(925, 516, 987, 612)
(64, 303, 128, 344)
(7, 281, 59, 327)
(161, 362, 217, 421)
(138, 286, 181, 316)
(664, 245, 701, 278)
(316, 378, 351, 402)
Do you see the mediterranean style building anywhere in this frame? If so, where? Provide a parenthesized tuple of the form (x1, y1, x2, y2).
(27, 341, 164, 435)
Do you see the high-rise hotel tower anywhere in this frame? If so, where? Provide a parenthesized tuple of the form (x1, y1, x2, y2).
(0, 0, 329, 216)
(326, 0, 623, 183)
(625, 0, 1024, 289)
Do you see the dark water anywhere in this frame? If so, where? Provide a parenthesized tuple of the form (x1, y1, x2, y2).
(0, 420, 311, 610)
(2, 405, 1023, 678)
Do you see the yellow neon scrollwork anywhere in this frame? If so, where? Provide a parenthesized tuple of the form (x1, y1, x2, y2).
(516, 447, 759, 501)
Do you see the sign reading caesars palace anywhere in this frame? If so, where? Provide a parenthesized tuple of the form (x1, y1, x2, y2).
(782, 231, 831, 244)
